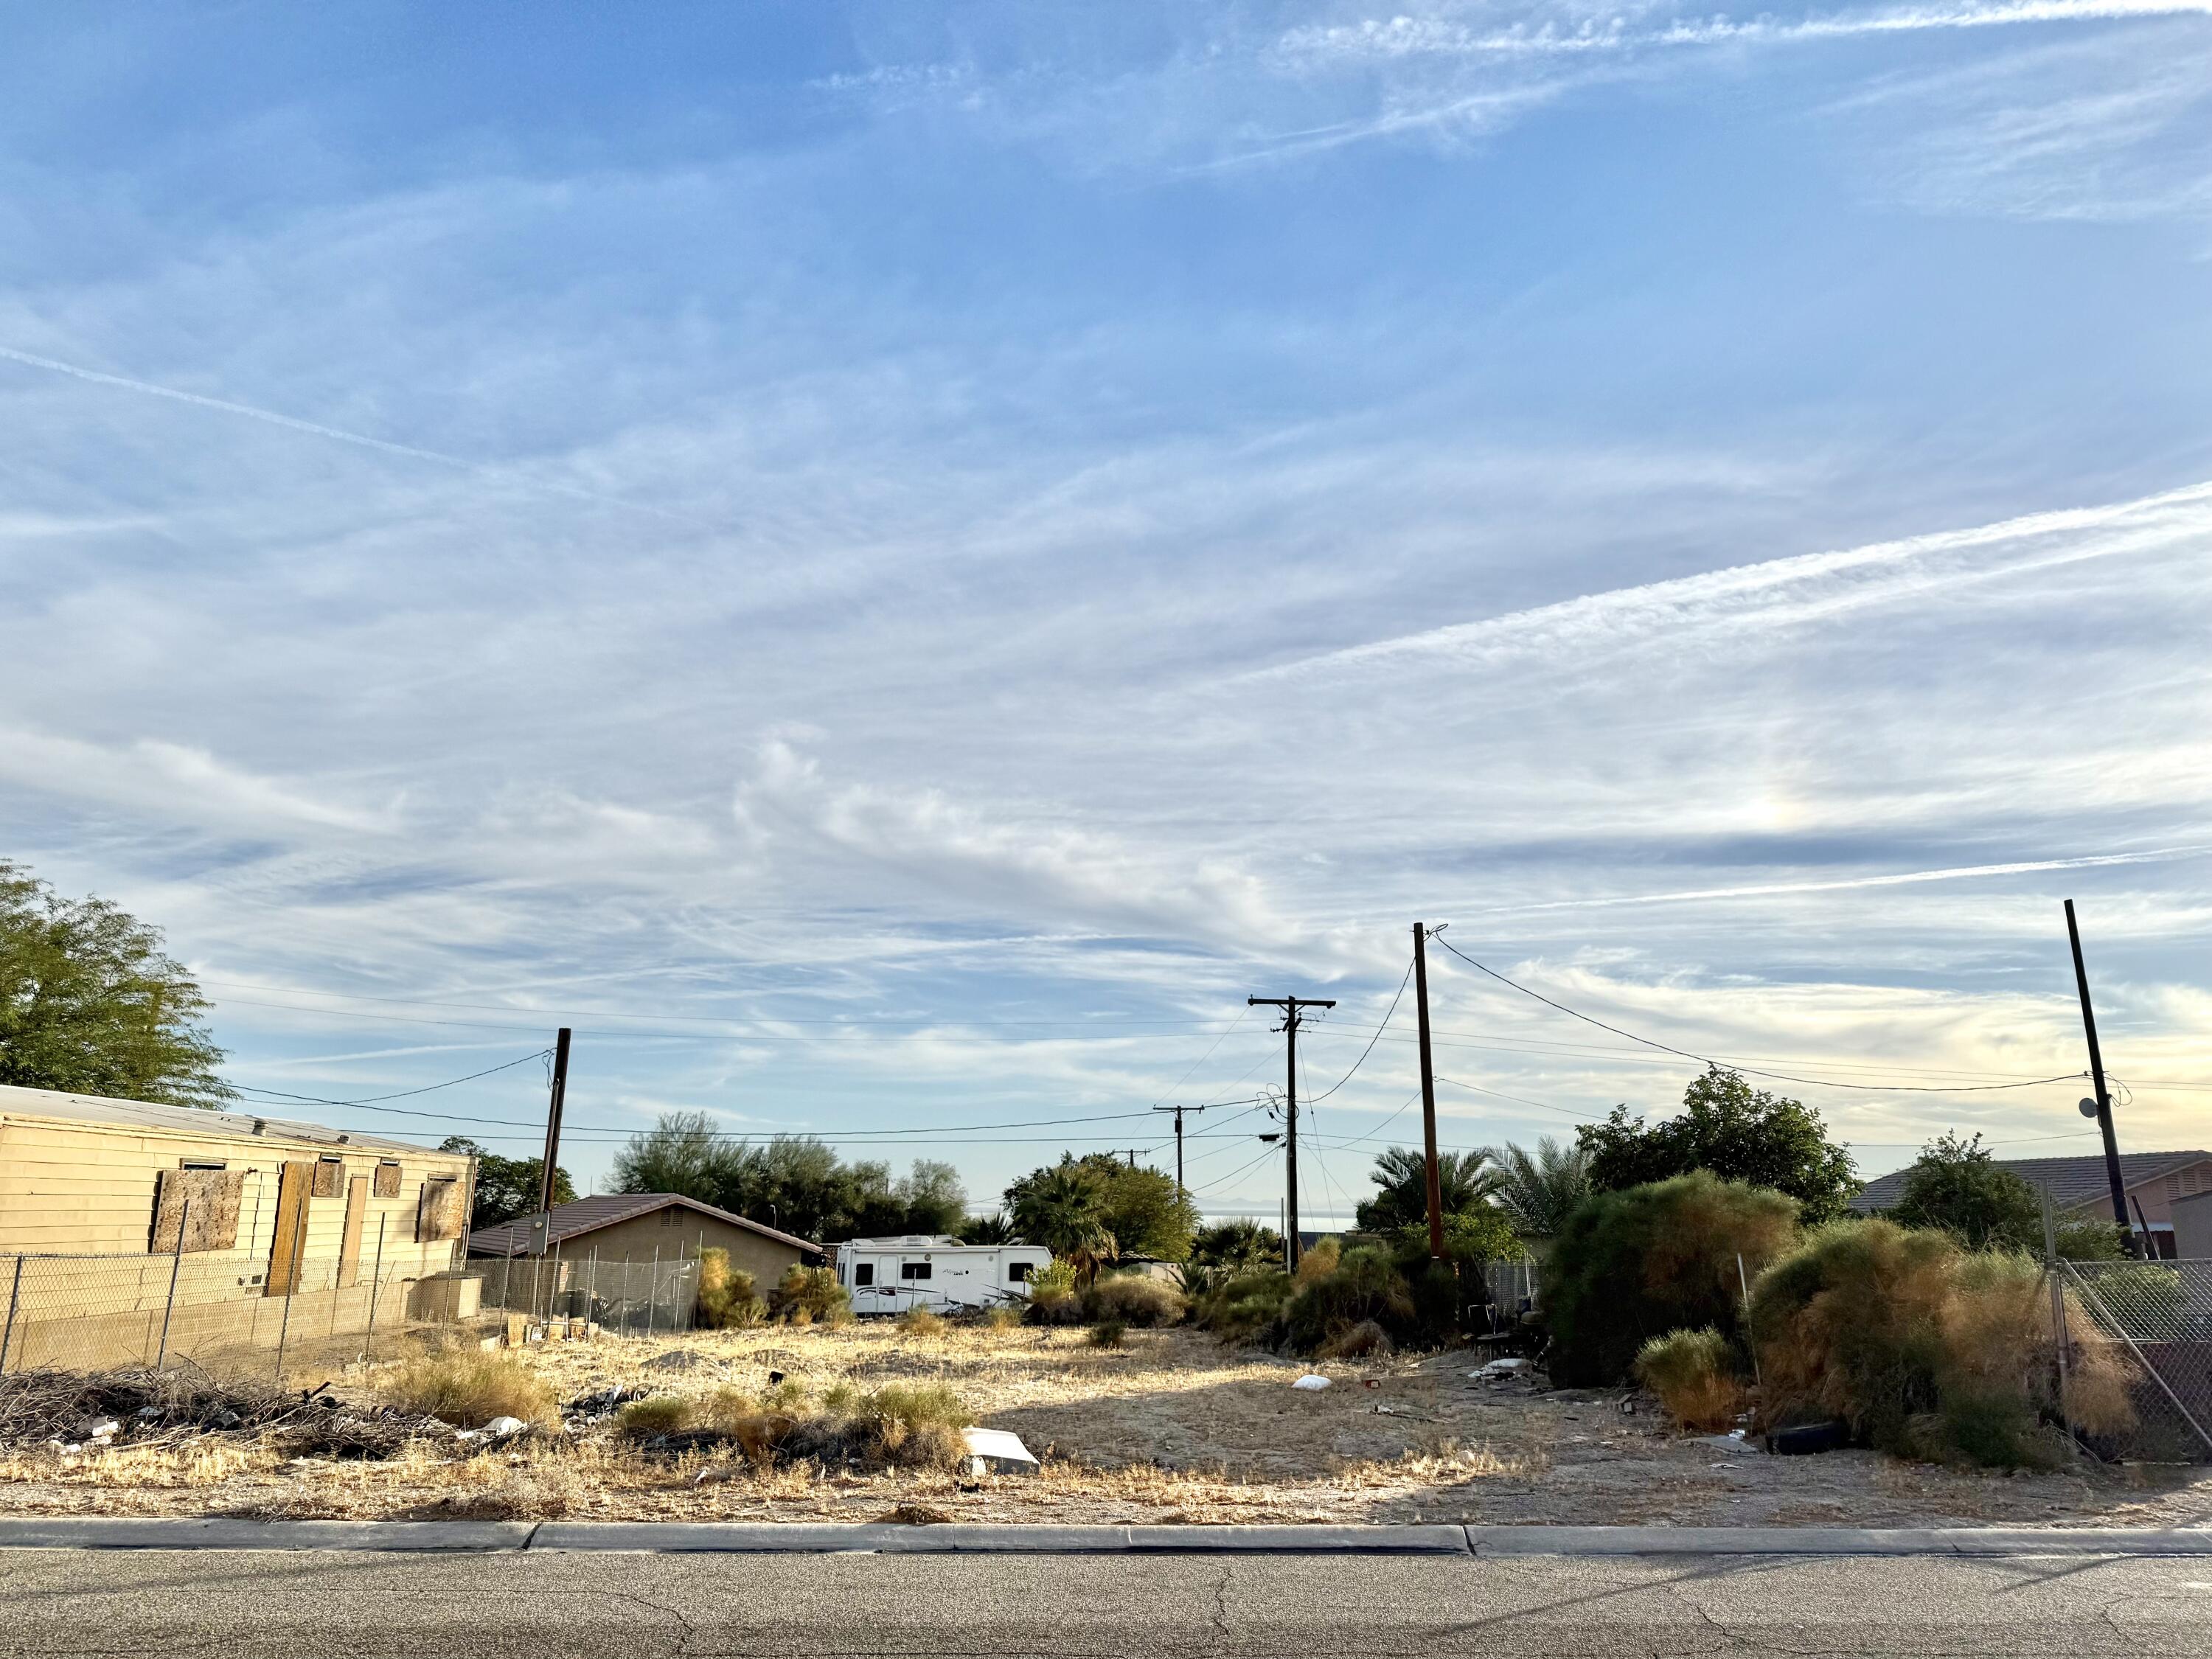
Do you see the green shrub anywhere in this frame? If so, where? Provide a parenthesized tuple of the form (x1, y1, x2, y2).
(1633, 1327, 1743, 1431)
(1080, 1272, 1186, 1328)
(1281, 1244, 1417, 1354)
(1545, 1171, 1798, 1386)
(1025, 1257, 1083, 1324)
(2082, 1262, 2187, 1338)
(695, 1249, 767, 1329)
(768, 1264, 851, 1325)
(1088, 1319, 1127, 1348)
(1750, 1219, 2137, 1467)
(617, 1394, 698, 1436)
(378, 1348, 560, 1429)
(1189, 1267, 1295, 1345)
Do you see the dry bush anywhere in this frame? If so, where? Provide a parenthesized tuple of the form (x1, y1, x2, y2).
(617, 1394, 698, 1436)
(378, 1348, 558, 1429)
(768, 1265, 851, 1326)
(1082, 1273, 1186, 1328)
(1545, 1172, 1799, 1386)
(1282, 1245, 1418, 1354)
(783, 1382, 969, 1472)
(1750, 1220, 2135, 1467)
(695, 1249, 767, 1329)
(1294, 1237, 1342, 1284)
(1088, 1320, 1127, 1349)
(1316, 1318, 1394, 1360)
(1633, 1327, 1743, 1431)
(897, 1305, 946, 1338)
(981, 1305, 1022, 1331)
(1025, 1259, 1081, 1324)
(1189, 1268, 1295, 1345)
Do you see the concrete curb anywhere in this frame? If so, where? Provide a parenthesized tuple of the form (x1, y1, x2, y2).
(0, 1518, 2206, 1556)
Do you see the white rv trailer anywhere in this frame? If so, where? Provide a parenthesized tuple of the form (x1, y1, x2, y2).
(832, 1235, 1051, 1315)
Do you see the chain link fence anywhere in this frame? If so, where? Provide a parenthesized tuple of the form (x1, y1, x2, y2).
(473, 1251, 699, 1338)
(2055, 1256, 2212, 1463)
(0, 1247, 472, 1384)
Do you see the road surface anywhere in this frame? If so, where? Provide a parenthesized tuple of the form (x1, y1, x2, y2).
(1, 1546, 2206, 1656)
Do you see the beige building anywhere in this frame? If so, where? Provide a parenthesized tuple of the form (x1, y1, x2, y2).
(468, 1192, 819, 1287)
(0, 1082, 476, 1371)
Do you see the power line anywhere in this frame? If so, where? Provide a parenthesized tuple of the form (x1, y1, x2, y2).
(1430, 936, 2089, 1095)
(1303, 956, 1413, 1104)
(232, 1049, 551, 1109)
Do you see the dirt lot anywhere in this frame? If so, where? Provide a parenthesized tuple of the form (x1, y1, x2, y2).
(2, 1321, 2208, 1526)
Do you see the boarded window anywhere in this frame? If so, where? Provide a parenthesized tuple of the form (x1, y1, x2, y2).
(151, 1166, 246, 1253)
(900, 1260, 932, 1281)
(312, 1156, 346, 1198)
(372, 1160, 402, 1197)
(417, 1177, 464, 1242)
(853, 1263, 874, 1287)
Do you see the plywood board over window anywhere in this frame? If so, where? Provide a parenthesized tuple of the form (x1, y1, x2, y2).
(312, 1156, 346, 1198)
(417, 1177, 463, 1242)
(150, 1167, 246, 1253)
(372, 1160, 402, 1197)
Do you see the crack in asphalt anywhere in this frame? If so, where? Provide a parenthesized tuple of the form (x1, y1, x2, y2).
(1208, 1562, 1232, 1656)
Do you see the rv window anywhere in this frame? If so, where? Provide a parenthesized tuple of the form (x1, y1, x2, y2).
(853, 1263, 874, 1287)
(900, 1260, 932, 1281)
(1006, 1261, 1033, 1283)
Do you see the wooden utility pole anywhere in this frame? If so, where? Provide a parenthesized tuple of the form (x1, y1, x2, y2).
(1249, 994, 1335, 1270)
(537, 1027, 572, 1231)
(1413, 924, 1445, 1262)
(2064, 902, 2135, 1256)
(1152, 1104, 1210, 1192)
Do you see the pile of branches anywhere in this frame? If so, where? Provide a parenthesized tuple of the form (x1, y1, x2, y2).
(0, 1366, 453, 1460)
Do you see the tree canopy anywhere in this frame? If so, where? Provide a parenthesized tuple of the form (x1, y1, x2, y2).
(1576, 1066, 1860, 1223)
(1883, 1130, 2122, 1257)
(1189, 1217, 1284, 1272)
(0, 861, 232, 1109)
(1004, 1152, 1199, 1267)
(1487, 1136, 1593, 1239)
(610, 1113, 965, 1241)
(439, 1136, 576, 1231)
(1354, 1146, 1500, 1233)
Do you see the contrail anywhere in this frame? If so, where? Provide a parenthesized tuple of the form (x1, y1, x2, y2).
(1464, 847, 2211, 917)
(0, 343, 695, 524)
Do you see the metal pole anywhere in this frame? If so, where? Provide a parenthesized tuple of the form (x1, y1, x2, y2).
(0, 1256, 24, 1377)
(156, 1199, 189, 1370)
(274, 1278, 294, 1386)
(363, 1215, 388, 1362)
(2042, 1186, 2075, 1447)
(2065, 900, 2135, 1253)
(1736, 1252, 1761, 1390)
(588, 1248, 598, 1333)
(649, 1245, 660, 1336)
(1413, 924, 1444, 1262)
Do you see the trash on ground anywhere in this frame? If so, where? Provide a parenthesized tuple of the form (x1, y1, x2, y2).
(1698, 1430, 1759, 1454)
(1291, 1374, 1332, 1391)
(1767, 1421, 1850, 1456)
(1475, 1358, 1528, 1379)
(961, 1425, 1039, 1475)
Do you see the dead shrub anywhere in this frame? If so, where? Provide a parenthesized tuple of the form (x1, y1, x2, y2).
(897, 1305, 946, 1338)
(981, 1305, 1021, 1331)
(1088, 1320, 1127, 1349)
(1633, 1327, 1743, 1431)
(616, 1395, 697, 1436)
(695, 1249, 768, 1329)
(1080, 1273, 1186, 1328)
(378, 1349, 558, 1429)
(1294, 1237, 1342, 1284)
(1315, 1318, 1394, 1360)
(1750, 1220, 2135, 1467)
(768, 1265, 851, 1326)
(785, 1382, 970, 1472)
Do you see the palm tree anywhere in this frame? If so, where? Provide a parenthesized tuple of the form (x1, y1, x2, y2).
(1007, 1164, 1116, 1280)
(1486, 1136, 1592, 1239)
(1354, 1147, 1503, 1233)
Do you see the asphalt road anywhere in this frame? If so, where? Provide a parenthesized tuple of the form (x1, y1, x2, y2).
(0, 1548, 2206, 1658)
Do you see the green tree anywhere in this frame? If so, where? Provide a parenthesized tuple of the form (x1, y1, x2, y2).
(893, 1159, 967, 1235)
(1577, 1066, 1860, 1222)
(1886, 1131, 2044, 1251)
(0, 861, 232, 1109)
(1189, 1217, 1284, 1271)
(609, 1116, 964, 1242)
(956, 1211, 1015, 1245)
(1006, 1159, 1116, 1277)
(1488, 1136, 1592, 1239)
(439, 1136, 575, 1231)
(610, 1112, 742, 1205)
(1354, 1147, 1500, 1233)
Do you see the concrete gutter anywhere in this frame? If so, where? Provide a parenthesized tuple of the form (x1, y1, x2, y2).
(1, 1519, 2209, 1555)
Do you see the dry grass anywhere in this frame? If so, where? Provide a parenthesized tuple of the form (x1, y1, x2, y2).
(377, 1346, 559, 1428)
(1634, 1328, 1744, 1433)
(5, 1318, 2210, 1528)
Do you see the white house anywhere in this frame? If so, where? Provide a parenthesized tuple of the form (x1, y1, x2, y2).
(832, 1235, 1051, 1314)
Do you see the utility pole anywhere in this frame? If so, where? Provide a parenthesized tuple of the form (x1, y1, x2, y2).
(2064, 901, 2135, 1256)
(537, 1027, 572, 1234)
(1250, 994, 1335, 1271)
(1152, 1104, 1211, 1192)
(1413, 924, 1444, 1262)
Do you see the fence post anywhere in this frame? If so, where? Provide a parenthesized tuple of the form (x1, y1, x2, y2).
(155, 1199, 189, 1371)
(274, 1280, 294, 1386)
(2042, 1185, 2076, 1446)
(363, 1217, 389, 1363)
(1736, 1253, 1762, 1390)
(623, 1253, 632, 1336)
(588, 1249, 598, 1332)
(649, 1246, 661, 1337)
(0, 1256, 23, 1377)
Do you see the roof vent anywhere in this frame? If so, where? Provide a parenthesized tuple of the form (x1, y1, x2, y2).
(252, 1119, 266, 1135)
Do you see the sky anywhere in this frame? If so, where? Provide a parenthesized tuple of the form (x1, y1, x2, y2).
(3, 1, 2209, 1227)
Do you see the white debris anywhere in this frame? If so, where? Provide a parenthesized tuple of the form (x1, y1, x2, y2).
(1474, 1358, 1528, 1379)
(962, 1426, 1039, 1475)
(1291, 1374, 1333, 1391)
(482, 1416, 528, 1438)
(86, 1420, 120, 1441)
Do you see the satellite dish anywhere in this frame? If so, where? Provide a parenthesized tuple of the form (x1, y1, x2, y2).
(2079, 1097, 2100, 1119)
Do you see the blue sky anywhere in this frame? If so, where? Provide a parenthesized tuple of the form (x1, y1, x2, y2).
(4, 1, 2209, 1224)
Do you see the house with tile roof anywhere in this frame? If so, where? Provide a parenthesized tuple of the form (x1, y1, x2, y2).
(1852, 1149, 2212, 1257)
